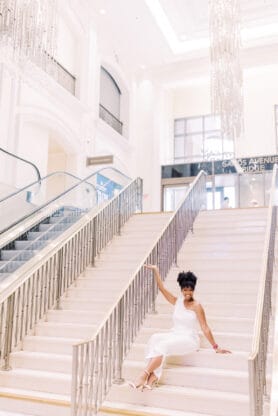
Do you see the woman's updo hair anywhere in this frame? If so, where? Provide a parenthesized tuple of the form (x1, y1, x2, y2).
(177, 271, 197, 290)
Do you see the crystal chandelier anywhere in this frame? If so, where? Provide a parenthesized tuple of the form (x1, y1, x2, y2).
(209, 0, 243, 145)
(0, 0, 58, 72)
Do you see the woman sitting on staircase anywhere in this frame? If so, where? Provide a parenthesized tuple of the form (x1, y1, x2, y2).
(129, 264, 231, 391)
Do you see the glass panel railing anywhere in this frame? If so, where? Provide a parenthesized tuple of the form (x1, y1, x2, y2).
(87, 167, 131, 204)
(0, 168, 131, 236)
(0, 171, 94, 235)
(0, 168, 133, 277)
(0, 147, 41, 193)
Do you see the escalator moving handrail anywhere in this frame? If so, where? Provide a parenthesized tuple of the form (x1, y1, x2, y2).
(0, 169, 131, 236)
(0, 170, 96, 205)
(0, 167, 131, 205)
(0, 147, 41, 183)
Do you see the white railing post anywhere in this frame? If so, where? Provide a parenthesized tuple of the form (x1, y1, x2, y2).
(248, 165, 278, 416)
(2, 293, 15, 371)
(114, 297, 125, 384)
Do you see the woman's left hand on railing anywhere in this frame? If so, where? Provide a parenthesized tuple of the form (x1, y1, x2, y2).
(144, 264, 159, 272)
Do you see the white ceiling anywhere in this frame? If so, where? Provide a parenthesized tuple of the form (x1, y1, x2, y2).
(89, 0, 278, 77)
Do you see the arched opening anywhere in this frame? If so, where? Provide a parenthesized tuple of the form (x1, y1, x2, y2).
(47, 133, 77, 198)
(99, 63, 130, 139)
(99, 66, 123, 135)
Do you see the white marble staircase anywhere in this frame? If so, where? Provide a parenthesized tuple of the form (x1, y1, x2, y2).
(0, 212, 171, 416)
(103, 208, 271, 416)
(0, 208, 273, 416)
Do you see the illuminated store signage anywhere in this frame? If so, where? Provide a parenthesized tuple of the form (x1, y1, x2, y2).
(162, 155, 278, 178)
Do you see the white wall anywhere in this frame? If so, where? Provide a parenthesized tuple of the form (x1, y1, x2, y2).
(129, 77, 164, 211)
(171, 64, 278, 159)
(56, 16, 77, 75)
(242, 65, 278, 157)
(15, 121, 49, 188)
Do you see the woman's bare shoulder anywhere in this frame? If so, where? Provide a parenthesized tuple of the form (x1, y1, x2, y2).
(192, 301, 204, 312)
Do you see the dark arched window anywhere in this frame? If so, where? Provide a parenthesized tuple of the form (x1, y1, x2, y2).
(99, 67, 123, 134)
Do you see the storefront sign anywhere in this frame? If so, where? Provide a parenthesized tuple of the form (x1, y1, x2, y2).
(162, 155, 278, 178)
(86, 155, 114, 166)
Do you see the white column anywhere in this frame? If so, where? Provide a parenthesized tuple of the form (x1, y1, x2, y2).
(0, 64, 20, 187)
(131, 76, 164, 212)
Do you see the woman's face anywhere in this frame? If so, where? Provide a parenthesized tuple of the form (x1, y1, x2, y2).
(181, 286, 194, 300)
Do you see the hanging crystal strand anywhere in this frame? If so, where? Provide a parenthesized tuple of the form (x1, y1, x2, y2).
(0, 0, 58, 75)
(209, 0, 243, 145)
(48, 0, 58, 78)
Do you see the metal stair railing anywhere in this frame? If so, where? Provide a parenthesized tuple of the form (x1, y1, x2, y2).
(71, 170, 207, 416)
(248, 164, 278, 416)
(0, 177, 142, 371)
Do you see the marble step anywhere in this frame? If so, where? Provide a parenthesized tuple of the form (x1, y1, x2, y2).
(106, 383, 249, 416)
(156, 301, 256, 318)
(122, 361, 248, 394)
(10, 351, 72, 374)
(143, 314, 254, 333)
(0, 368, 70, 396)
(35, 322, 96, 339)
(46, 309, 105, 324)
(102, 401, 218, 416)
(133, 330, 252, 351)
(0, 387, 70, 416)
(23, 336, 82, 355)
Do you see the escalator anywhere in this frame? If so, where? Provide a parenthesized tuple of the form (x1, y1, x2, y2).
(0, 167, 131, 283)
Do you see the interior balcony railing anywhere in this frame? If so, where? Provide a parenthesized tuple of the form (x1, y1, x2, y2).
(42, 52, 76, 96)
(99, 104, 123, 135)
(248, 164, 278, 416)
(71, 170, 207, 416)
(54, 59, 76, 96)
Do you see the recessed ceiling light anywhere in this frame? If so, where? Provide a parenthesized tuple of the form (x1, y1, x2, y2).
(99, 9, 106, 15)
(140, 64, 146, 69)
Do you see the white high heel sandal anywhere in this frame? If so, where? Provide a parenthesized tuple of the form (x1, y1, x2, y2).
(128, 370, 150, 391)
(144, 372, 159, 390)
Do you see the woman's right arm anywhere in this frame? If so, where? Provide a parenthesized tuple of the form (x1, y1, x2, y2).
(144, 264, 177, 305)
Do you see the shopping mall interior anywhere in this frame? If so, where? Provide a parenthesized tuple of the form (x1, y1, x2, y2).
(0, 1, 278, 416)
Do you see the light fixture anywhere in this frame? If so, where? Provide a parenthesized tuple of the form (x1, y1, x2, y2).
(0, 0, 58, 72)
(99, 8, 107, 15)
(209, 0, 243, 146)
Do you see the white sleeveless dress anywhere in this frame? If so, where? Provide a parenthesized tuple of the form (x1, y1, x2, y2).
(145, 296, 200, 378)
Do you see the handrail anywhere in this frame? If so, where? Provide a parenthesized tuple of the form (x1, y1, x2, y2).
(0, 146, 41, 183)
(0, 171, 91, 205)
(0, 167, 131, 236)
(248, 164, 278, 416)
(71, 170, 207, 416)
(96, 167, 131, 182)
(0, 176, 142, 371)
(99, 103, 123, 135)
(0, 167, 130, 205)
(0, 171, 97, 236)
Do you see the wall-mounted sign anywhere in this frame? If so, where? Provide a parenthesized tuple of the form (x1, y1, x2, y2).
(162, 154, 278, 179)
(86, 155, 114, 166)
